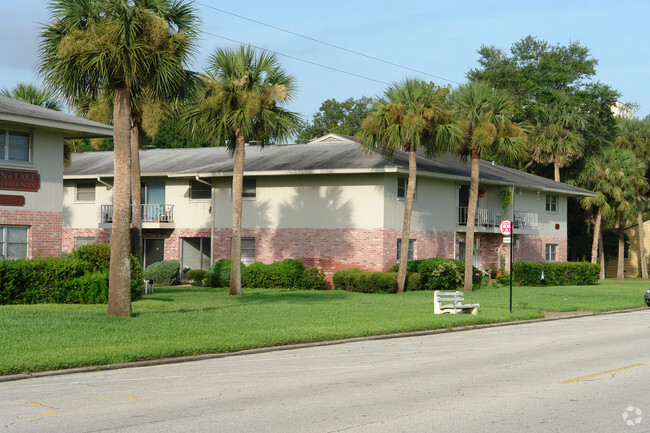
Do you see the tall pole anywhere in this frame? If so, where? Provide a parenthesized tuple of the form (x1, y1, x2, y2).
(509, 185, 514, 313)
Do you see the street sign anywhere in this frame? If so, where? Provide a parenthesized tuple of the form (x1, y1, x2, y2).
(503, 236, 511, 244)
(500, 220, 512, 236)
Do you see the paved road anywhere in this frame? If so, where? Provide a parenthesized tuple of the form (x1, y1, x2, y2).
(2, 311, 649, 432)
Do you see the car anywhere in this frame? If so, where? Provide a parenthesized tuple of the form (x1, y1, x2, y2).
(645, 289, 650, 307)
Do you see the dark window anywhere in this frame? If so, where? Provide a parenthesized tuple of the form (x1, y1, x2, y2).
(190, 180, 211, 200)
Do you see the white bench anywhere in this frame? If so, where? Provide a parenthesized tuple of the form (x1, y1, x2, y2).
(434, 291, 480, 315)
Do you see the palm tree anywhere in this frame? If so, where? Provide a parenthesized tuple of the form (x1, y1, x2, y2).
(359, 79, 460, 293)
(530, 92, 587, 182)
(578, 146, 646, 280)
(1, 82, 63, 111)
(615, 117, 650, 279)
(450, 81, 527, 291)
(184, 45, 301, 296)
(39, 0, 198, 317)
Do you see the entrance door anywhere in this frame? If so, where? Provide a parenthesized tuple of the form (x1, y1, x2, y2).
(458, 238, 480, 268)
(143, 238, 164, 268)
(459, 185, 469, 225)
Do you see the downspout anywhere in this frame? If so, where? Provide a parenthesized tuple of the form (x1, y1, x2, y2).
(195, 176, 215, 266)
(97, 177, 112, 189)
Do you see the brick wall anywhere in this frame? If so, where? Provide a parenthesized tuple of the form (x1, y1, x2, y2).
(0, 209, 63, 258)
(62, 228, 111, 252)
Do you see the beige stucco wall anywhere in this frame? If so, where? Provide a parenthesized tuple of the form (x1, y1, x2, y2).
(2, 130, 64, 213)
(62, 179, 112, 228)
(383, 175, 457, 232)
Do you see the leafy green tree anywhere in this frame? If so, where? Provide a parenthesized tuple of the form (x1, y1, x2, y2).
(296, 96, 373, 143)
(530, 91, 588, 182)
(184, 45, 301, 295)
(450, 81, 527, 291)
(578, 146, 646, 280)
(39, 0, 198, 317)
(467, 36, 618, 173)
(359, 79, 460, 293)
(1, 82, 63, 111)
(615, 116, 650, 278)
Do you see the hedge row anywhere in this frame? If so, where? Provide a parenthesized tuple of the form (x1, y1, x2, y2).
(393, 258, 482, 290)
(188, 258, 328, 290)
(512, 261, 600, 286)
(0, 243, 143, 304)
(332, 269, 421, 293)
(144, 260, 180, 286)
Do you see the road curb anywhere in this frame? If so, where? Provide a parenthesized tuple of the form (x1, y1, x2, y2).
(2, 307, 647, 383)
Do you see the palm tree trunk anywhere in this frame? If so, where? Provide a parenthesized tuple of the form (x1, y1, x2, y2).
(130, 119, 142, 265)
(591, 207, 602, 264)
(553, 161, 560, 183)
(397, 146, 417, 294)
(598, 230, 605, 280)
(617, 211, 625, 280)
(230, 131, 245, 296)
(636, 192, 648, 279)
(464, 149, 480, 291)
(108, 87, 132, 317)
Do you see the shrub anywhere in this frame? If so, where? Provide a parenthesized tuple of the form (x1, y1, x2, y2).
(332, 268, 363, 291)
(66, 271, 109, 303)
(185, 269, 207, 286)
(406, 272, 421, 291)
(72, 243, 111, 273)
(72, 242, 142, 300)
(296, 267, 328, 290)
(144, 260, 180, 286)
(205, 259, 238, 288)
(393, 258, 482, 290)
(512, 261, 600, 286)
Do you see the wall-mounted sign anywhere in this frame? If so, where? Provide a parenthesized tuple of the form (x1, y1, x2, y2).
(0, 168, 40, 192)
(0, 194, 25, 207)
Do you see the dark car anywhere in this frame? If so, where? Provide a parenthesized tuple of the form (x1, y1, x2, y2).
(645, 289, 650, 307)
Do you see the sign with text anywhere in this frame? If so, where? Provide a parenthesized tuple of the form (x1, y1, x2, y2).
(499, 220, 512, 236)
(0, 168, 40, 192)
(0, 194, 25, 207)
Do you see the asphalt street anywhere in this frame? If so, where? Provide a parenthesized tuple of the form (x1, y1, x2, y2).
(1, 310, 649, 432)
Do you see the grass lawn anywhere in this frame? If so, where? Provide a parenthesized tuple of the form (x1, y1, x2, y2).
(1, 279, 647, 375)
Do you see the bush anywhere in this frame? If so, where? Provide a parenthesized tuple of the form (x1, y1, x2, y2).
(296, 267, 328, 290)
(406, 272, 421, 291)
(67, 271, 109, 303)
(72, 242, 142, 300)
(332, 269, 398, 293)
(332, 268, 363, 291)
(512, 261, 600, 286)
(144, 260, 180, 286)
(185, 269, 207, 286)
(205, 258, 241, 288)
(395, 258, 482, 291)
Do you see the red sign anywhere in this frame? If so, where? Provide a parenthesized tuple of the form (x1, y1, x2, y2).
(0, 194, 25, 207)
(0, 168, 40, 192)
(500, 220, 512, 236)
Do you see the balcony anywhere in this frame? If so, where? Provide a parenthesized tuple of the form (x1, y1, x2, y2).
(457, 207, 538, 233)
(100, 204, 175, 228)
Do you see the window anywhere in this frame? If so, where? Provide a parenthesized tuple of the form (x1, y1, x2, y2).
(397, 177, 417, 200)
(545, 195, 558, 212)
(0, 130, 31, 162)
(0, 226, 28, 259)
(397, 238, 415, 262)
(545, 244, 557, 262)
(74, 237, 95, 248)
(241, 238, 256, 265)
(190, 180, 211, 200)
(76, 183, 96, 202)
(243, 178, 256, 199)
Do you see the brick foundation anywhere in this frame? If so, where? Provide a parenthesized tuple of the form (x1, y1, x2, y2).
(1, 209, 63, 258)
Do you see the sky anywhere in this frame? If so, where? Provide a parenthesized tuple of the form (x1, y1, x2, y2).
(1, 0, 649, 123)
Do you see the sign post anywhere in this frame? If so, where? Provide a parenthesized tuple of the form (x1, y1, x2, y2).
(500, 219, 513, 313)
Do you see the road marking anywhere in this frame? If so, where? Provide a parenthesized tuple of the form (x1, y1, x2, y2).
(25, 402, 89, 418)
(560, 364, 644, 384)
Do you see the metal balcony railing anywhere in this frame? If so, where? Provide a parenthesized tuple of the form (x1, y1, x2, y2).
(457, 207, 538, 229)
(101, 204, 174, 224)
